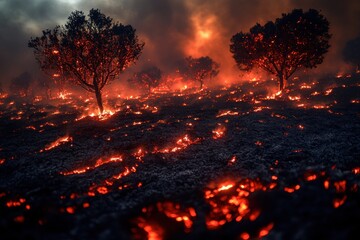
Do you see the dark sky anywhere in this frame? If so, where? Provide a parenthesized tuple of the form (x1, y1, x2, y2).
(0, 0, 359, 87)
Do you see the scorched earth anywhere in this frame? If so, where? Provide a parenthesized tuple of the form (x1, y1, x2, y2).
(0, 74, 360, 240)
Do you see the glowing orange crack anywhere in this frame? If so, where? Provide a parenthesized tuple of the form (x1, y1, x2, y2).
(60, 156, 123, 176)
(40, 136, 72, 152)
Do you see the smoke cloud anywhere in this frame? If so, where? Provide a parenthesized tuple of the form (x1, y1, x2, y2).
(0, 0, 359, 88)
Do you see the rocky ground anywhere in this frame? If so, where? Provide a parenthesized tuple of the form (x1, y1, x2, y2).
(0, 75, 359, 240)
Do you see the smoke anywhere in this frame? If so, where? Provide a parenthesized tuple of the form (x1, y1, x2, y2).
(75, 0, 194, 75)
(289, 0, 360, 75)
(0, 0, 359, 89)
(0, 0, 76, 88)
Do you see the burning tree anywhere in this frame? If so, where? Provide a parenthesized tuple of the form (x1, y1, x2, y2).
(132, 66, 162, 93)
(230, 9, 331, 91)
(179, 56, 220, 90)
(28, 9, 144, 113)
(343, 36, 360, 73)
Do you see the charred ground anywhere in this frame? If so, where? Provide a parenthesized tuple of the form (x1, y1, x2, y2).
(0, 75, 360, 240)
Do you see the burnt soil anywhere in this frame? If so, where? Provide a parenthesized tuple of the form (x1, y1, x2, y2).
(0, 75, 359, 240)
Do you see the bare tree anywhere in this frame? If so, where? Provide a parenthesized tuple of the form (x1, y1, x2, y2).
(179, 56, 219, 90)
(28, 9, 144, 113)
(133, 66, 162, 93)
(230, 9, 331, 90)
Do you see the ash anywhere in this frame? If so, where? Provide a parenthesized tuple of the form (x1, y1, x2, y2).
(0, 75, 359, 240)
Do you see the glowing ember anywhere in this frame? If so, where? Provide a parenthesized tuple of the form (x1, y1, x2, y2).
(58, 91, 71, 100)
(96, 187, 108, 195)
(324, 89, 333, 95)
(334, 180, 346, 193)
(216, 110, 239, 118)
(40, 136, 72, 152)
(297, 103, 306, 108)
(300, 84, 312, 89)
(305, 174, 317, 181)
(352, 167, 360, 174)
(266, 90, 282, 100)
(311, 91, 320, 96)
(134, 218, 163, 240)
(61, 156, 123, 175)
(228, 156, 236, 165)
(205, 179, 266, 230)
(324, 180, 330, 189)
(240, 232, 250, 240)
(253, 106, 270, 112)
(14, 215, 25, 223)
(66, 206, 75, 214)
(259, 223, 274, 238)
(271, 175, 278, 181)
(313, 105, 329, 109)
(2, 50, 359, 239)
(284, 185, 300, 193)
(218, 184, 234, 191)
(113, 166, 136, 179)
(75, 108, 117, 121)
(288, 96, 301, 101)
(155, 135, 200, 153)
(157, 202, 195, 230)
(333, 196, 347, 208)
(133, 202, 196, 238)
(6, 198, 26, 208)
(212, 125, 226, 139)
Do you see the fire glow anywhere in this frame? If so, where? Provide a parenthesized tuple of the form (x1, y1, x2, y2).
(205, 179, 268, 230)
(154, 135, 200, 154)
(212, 125, 226, 139)
(60, 156, 123, 176)
(1, 60, 359, 239)
(131, 178, 277, 239)
(133, 202, 197, 239)
(40, 136, 72, 152)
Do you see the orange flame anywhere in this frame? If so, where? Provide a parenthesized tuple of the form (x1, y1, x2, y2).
(155, 135, 200, 153)
(333, 196, 347, 208)
(259, 223, 274, 238)
(40, 136, 72, 152)
(212, 125, 226, 139)
(60, 156, 123, 176)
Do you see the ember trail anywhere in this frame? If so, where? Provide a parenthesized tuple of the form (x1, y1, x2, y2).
(1, 4, 360, 240)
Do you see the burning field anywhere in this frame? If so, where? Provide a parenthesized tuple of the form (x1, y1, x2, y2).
(0, 74, 359, 239)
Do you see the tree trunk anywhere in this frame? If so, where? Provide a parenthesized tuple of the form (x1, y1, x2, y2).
(278, 73, 286, 91)
(199, 80, 203, 90)
(94, 84, 104, 114)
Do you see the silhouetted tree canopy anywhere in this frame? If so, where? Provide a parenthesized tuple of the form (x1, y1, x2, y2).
(28, 8, 144, 113)
(343, 36, 360, 72)
(179, 56, 220, 90)
(230, 9, 331, 90)
(133, 66, 162, 93)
